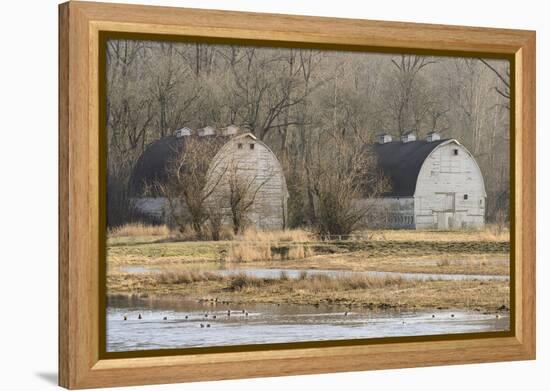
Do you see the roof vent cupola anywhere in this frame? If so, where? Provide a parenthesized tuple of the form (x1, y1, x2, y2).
(401, 132, 416, 143)
(426, 131, 441, 142)
(377, 133, 393, 144)
(174, 127, 192, 138)
(222, 125, 239, 136)
(199, 126, 216, 137)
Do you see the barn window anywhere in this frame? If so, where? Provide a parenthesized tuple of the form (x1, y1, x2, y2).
(453, 148, 459, 155)
(464, 194, 468, 200)
(249, 143, 255, 150)
(237, 143, 243, 149)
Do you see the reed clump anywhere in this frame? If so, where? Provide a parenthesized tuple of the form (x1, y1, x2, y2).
(227, 229, 315, 263)
(227, 243, 273, 262)
(226, 243, 315, 262)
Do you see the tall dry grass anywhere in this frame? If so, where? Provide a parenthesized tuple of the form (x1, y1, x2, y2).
(299, 273, 406, 292)
(156, 269, 223, 284)
(226, 243, 314, 262)
(109, 222, 237, 241)
(146, 267, 409, 293)
(288, 245, 314, 259)
(109, 223, 172, 237)
(227, 243, 273, 262)
(225, 228, 316, 262)
(240, 228, 315, 243)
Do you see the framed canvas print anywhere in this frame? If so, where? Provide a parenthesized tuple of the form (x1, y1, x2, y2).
(58, 1, 536, 389)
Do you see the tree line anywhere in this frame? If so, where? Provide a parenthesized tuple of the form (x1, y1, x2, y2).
(106, 39, 510, 229)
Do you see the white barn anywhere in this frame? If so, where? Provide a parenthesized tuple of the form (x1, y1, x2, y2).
(128, 128, 288, 230)
(371, 131, 486, 230)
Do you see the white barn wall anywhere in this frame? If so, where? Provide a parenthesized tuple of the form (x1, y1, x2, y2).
(205, 134, 288, 230)
(414, 141, 486, 229)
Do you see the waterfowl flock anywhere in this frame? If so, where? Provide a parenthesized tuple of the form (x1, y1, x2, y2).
(120, 304, 504, 331)
(123, 306, 255, 328)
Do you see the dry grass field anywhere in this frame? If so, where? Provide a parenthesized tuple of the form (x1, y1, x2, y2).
(107, 224, 510, 311)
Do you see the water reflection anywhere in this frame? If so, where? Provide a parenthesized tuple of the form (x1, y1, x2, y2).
(118, 265, 509, 281)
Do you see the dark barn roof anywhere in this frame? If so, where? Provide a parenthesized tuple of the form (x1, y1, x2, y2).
(128, 135, 183, 196)
(128, 135, 229, 196)
(373, 139, 450, 197)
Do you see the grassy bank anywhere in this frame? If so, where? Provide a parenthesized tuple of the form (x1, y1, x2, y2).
(107, 269, 509, 311)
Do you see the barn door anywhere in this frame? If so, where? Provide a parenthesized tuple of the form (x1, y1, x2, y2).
(435, 193, 456, 230)
(437, 212, 448, 230)
(444, 193, 455, 211)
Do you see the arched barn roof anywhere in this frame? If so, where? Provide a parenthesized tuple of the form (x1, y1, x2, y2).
(373, 139, 451, 197)
(128, 134, 228, 196)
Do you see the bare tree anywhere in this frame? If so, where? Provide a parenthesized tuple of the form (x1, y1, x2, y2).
(383, 55, 437, 135)
(224, 160, 274, 234)
(221, 46, 309, 140)
(308, 133, 390, 236)
(206, 205, 224, 241)
(152, 136, 226, 237)
(107, 40, 154, 176)
(148, 43, 203, 138)
(479, 58, 510, 103)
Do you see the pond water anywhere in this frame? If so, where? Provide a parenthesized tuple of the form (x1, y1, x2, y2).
(118, 265, 509, 282)
(215, 268, 509, 281)
(106, 296, 509, 352)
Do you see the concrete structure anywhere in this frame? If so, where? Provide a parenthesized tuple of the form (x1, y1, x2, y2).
(370, 132, 486, 230)
(128, 127, 288, 230)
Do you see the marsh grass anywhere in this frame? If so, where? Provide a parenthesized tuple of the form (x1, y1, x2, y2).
(156, 269, 223, 284)
(107, 268, 509, 310)
(224, 229, 316, 262)
(301, 273, 406, 291)
(139, 269, 407, 292)
(227, 243, 273, 262)
(109, 223, 172, 237)
(288, 245, 314, 259)
(226, 243, 314, 262)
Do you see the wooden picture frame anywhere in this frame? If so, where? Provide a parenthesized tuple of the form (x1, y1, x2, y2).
(59, 1, 536, 388)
